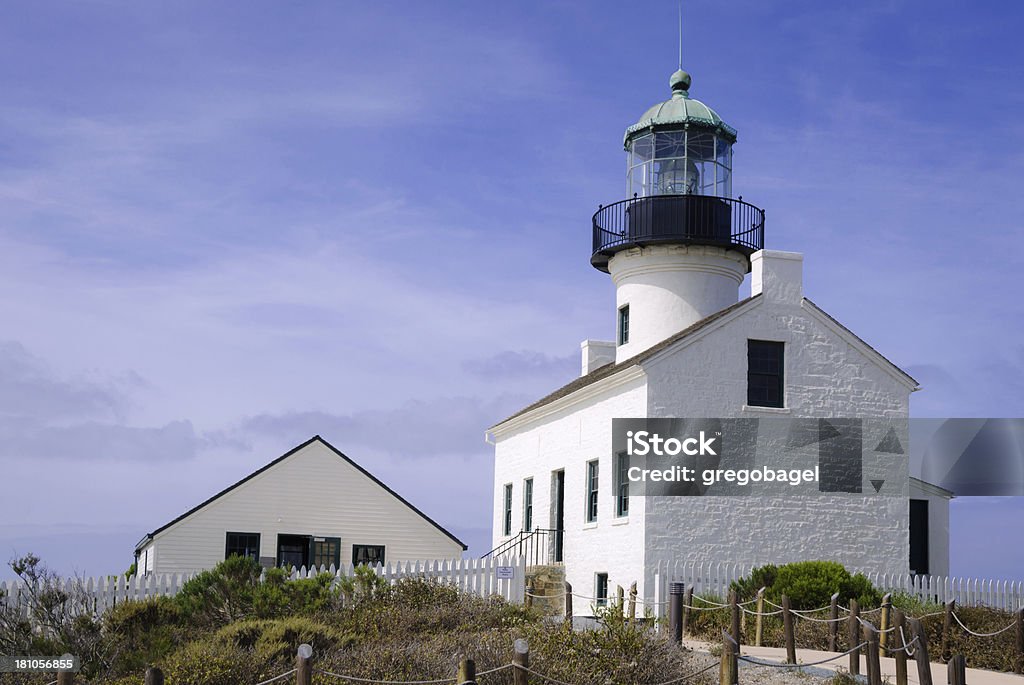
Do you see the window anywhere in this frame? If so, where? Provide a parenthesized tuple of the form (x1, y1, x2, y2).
(615, 452, 630, 517)
(225, 532, 260, 561)
(618, 305, 630, 345)
(523, 478, 534, 531)
(503, 483, 513, 536)
(595, 573, 609, 607)
(311, 537, 340, 569)
(585, 460, 599, 522)
(909, 499, 929, 574)
(352, 544, 386, 566)
(747, 340, 785, 407)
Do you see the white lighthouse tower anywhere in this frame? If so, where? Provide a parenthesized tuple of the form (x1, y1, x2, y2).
(591, 68, 764, 361)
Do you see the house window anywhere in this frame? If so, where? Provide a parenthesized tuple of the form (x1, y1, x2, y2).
(618, 305, 630, 345)
(585, 460, 599, 522)
(352, 544, 386, 566)
(523, 478, 534, 531)
(503, 483, 513, 536)
(311, 537, 341, 569)
(615, 452, 629, 517)
(909, 499, 929, 574)
(225, 532, 260, 561)
(595, 573, 609, 606)
(747, 339, 785, 408)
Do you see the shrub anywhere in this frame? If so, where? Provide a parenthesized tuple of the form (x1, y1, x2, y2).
(731, 560, 880, 609)
(253, 567, 338, 618)
(175, 555, 263, 626)
(103, 596, 183, 674)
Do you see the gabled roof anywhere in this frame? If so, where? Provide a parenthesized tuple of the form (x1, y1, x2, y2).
(492, 293, 920, 430)
(492, 295, 760, 429)
(135, 436, 467, 552)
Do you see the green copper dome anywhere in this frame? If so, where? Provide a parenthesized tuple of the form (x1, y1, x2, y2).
(624, 69, 737, 149)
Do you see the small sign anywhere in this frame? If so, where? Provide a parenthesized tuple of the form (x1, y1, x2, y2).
(496, 566, 515, 580)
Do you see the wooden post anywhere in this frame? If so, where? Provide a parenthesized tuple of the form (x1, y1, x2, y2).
(828, 592, 840, 652)
(458, 657, 477, 685)
(296, 644, 313, 685)
(848, 598, 861, 676)
(865, 625, 881, 685)
(669, 582, 685, 644)
(909, 617, 933, 685)
(941, 600, 955, 662)
(628, 581, 638, 621)
(56, 673, 74, 685)
(880, 593, 892, 651)
(512, 639, 529, 685)
(1015, 607, 1024, 674)
(754, 587, 765, 647)
(525, 581, 534, 610)
(730, 590, 742, 651)
(683, 586, 694, 637)
(782, 595, 796, 664)
(617, 585, 625, 615)
(564, 582, 573, 621)
(947, 654, 966, 685)
(720, 629, 738, 685)
(144, 667, 164, 685)
(893, 608, 908, 685)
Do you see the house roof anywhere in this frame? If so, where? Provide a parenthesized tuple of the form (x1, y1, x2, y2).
(492, 293, 919, 430)
(492, 295, 760, 429)
(135, 435, 467, 552)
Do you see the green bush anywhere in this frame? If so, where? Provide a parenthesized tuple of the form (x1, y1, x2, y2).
(103, 596, 183, 674)
(731, 560, 880, 609)
(175, 555, 264, 626)
(214, 616, 356, 662)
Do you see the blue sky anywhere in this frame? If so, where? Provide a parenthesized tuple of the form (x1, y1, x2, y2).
(1, 0, 1022, 580)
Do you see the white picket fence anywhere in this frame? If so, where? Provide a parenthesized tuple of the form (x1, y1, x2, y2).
(0, 556, 526, 618)
(649, 560, 1024, 618)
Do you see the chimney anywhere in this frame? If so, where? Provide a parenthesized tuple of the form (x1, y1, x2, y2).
(751, 250, 803, 304)
(581, 340, 616, 376)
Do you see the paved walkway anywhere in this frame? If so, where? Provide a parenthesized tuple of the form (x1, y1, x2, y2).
(683, 638, 1024, 685)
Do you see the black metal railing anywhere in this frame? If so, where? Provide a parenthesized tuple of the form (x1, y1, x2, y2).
(482, 528, 561, 566)
(591, 194, 764, 271)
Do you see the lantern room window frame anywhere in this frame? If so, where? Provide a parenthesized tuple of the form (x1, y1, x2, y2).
(627, 130, 732, 199)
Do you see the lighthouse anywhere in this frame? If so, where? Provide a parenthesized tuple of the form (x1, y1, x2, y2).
(591, 68, 764, 362)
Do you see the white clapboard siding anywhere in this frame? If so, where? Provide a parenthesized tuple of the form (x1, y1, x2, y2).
(1, 556, 527, 619)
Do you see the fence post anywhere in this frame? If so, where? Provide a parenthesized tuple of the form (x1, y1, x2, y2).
(947, 654, 965, 685)
(782, 595, 796, 664)
(512, 638, 529, 685)
(865, 625, 881, 685)
(56, 672, 74, 685)
(720, 629, 738, 685)
(941, 600, 955, 662)
(1016, 606, 1024, 674)
(848, 598, 861, 676)
(880, 593, 892, 651)
(617, 585, 625, 615)
(828, 592, 839, 652)
(458, 657, 477, 685)
(669, 582, 685, 644)
(525, 581, 534, 610)
(909, 617, 933, 685)
(565, 582, 573, 622)
(295, 644, 312, 685)
(754, 587, 765, 647)
(629, 581, 638, 621)
(893, 608, 908, 685)
(683, 586, 694, 637)
(144, 667, 164, 685)
(730, 590, 742, 652)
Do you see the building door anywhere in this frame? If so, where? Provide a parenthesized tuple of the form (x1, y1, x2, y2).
(277, 534, 311, 569)
(909, 499, 929, 574)
(551, 469, 565, 562)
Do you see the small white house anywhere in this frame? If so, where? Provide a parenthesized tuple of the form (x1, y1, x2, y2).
(487, 65, 952, 605)
(135, 436, 466, 575)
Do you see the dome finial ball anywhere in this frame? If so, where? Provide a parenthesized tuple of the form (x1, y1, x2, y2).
(670, 69, 691, 93)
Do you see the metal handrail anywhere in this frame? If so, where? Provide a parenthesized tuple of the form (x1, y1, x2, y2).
(482, 528, 561, 566)
(591, 193, 765, 271)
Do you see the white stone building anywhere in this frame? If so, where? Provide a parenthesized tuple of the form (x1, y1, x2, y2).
(135, 436, 465, 575)
(487, 67, 950, 606)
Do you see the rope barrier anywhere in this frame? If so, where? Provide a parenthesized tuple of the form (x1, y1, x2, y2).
(254, 669, 298, 685)
(883, 632, 919, 656)
(951, 611, 1019, 637)
(857, 616, 898, 633)
(742, 605, 784, 616)
(737, 642, 869, 669)
(643, 661, 721, 685)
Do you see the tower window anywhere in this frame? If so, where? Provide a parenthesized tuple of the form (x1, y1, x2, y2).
(502, 483, 513, 536)
(595, 572, 609, 606)
(585, 460, 599, 522)
(618, 305, 630, 345)
(747, 340, 784, 408)
(615, 452, 629, 517)
(910, 499, 929, 574)
(523, 478, 534, 531)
